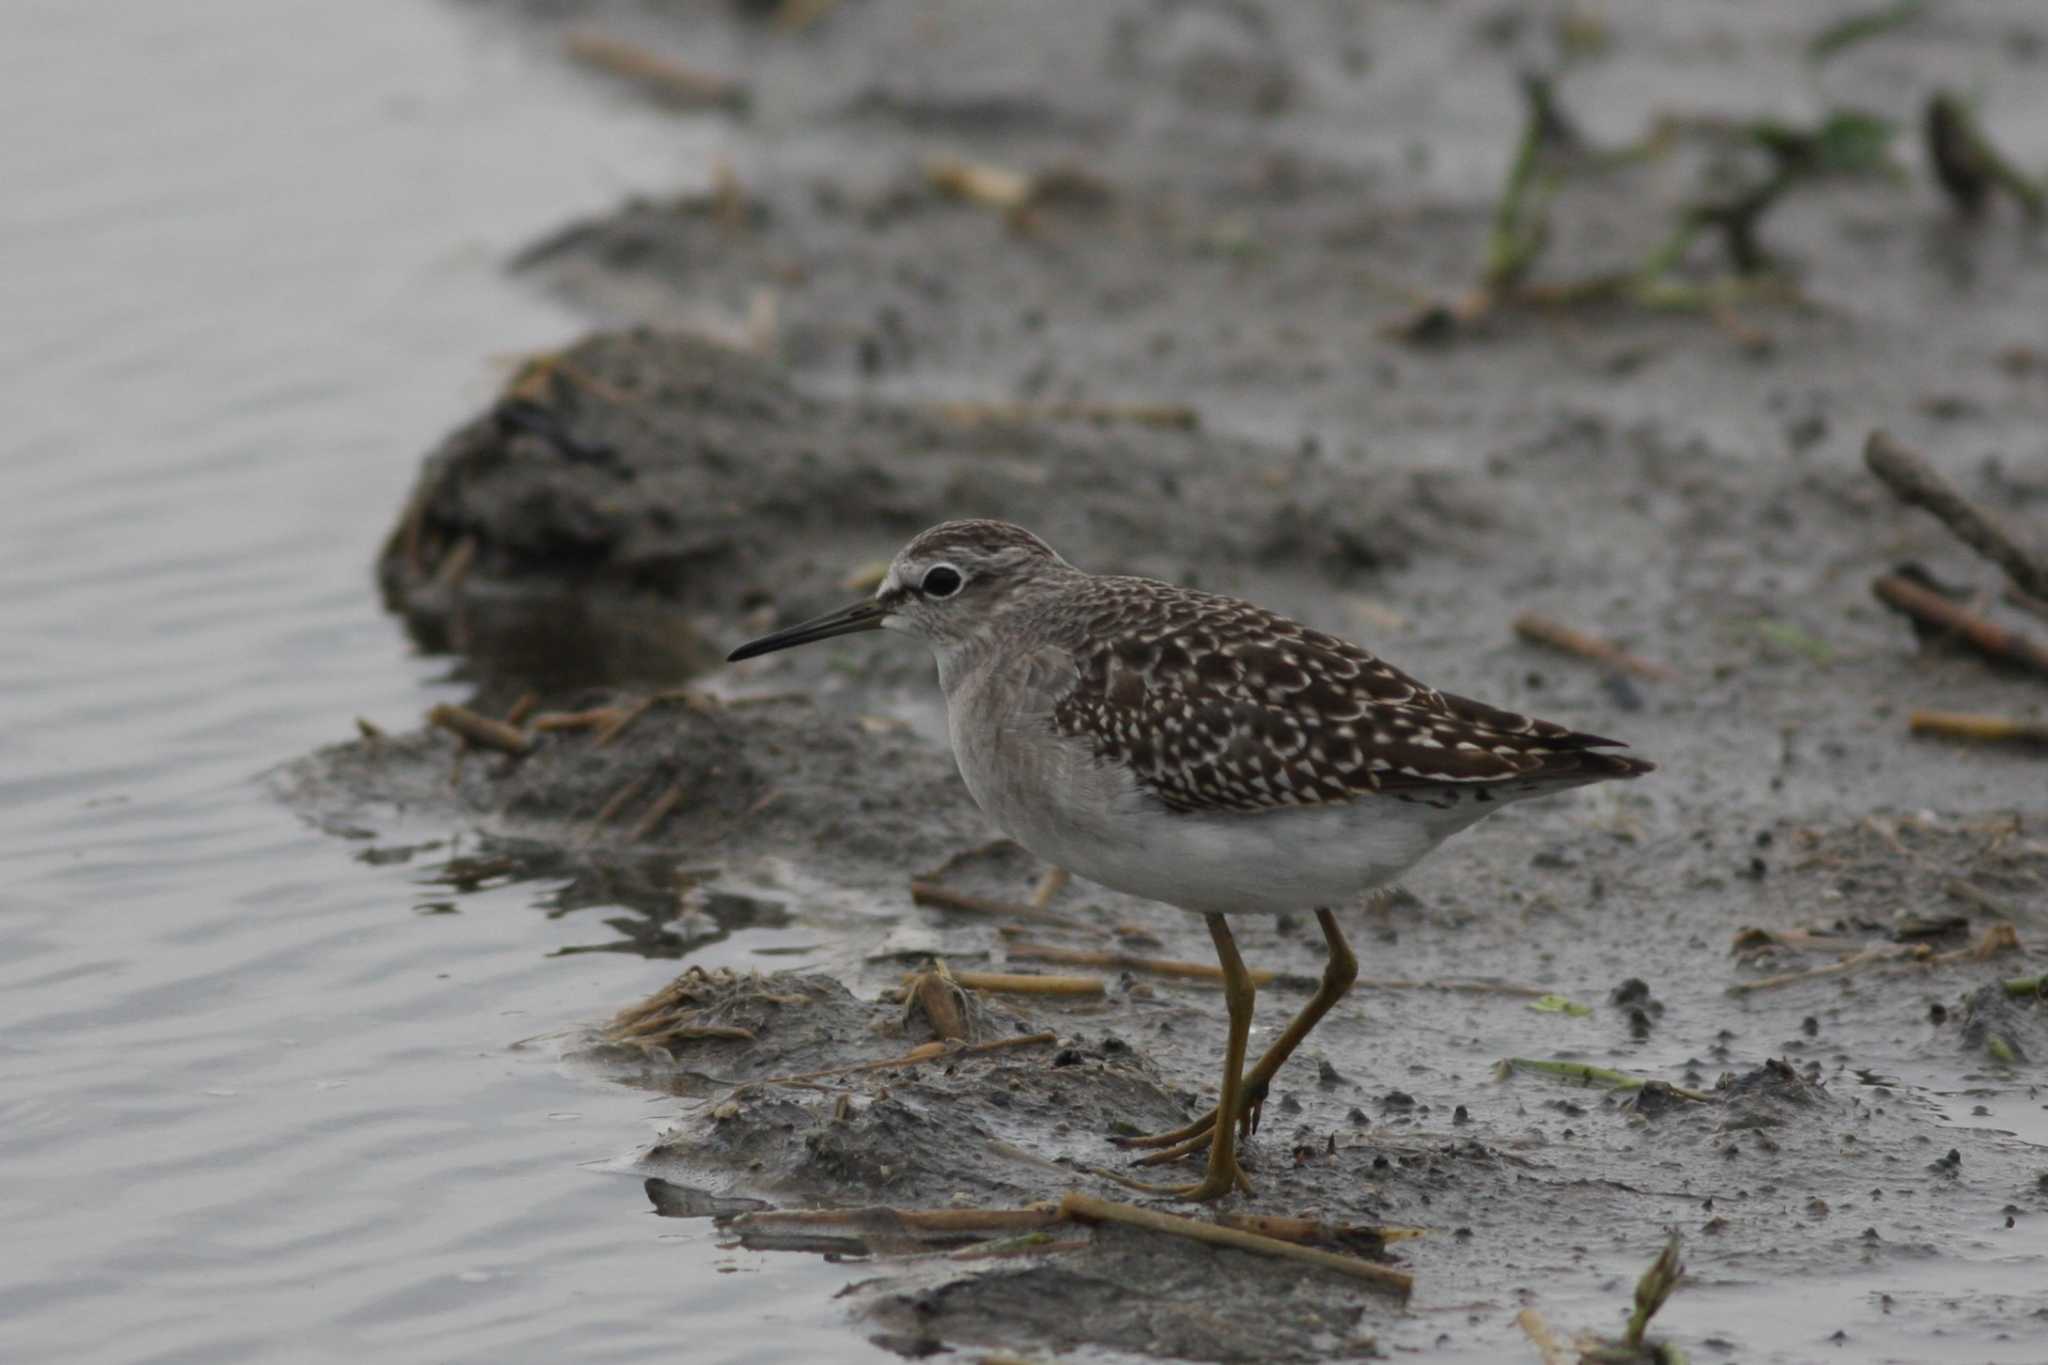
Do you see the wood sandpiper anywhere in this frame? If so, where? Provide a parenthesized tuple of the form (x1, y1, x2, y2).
(728, 519, 1653, 1201)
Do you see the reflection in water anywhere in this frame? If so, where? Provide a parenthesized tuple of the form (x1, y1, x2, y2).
(370, 835, 802, 959)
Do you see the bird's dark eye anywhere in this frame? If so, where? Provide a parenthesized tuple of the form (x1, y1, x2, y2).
(921, 565, 963, 598)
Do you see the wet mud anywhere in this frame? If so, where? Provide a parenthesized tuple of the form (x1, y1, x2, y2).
(288, 1, 2048, 1358)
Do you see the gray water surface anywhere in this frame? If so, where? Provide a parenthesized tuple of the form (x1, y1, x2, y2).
(0, 4, 898, 1360)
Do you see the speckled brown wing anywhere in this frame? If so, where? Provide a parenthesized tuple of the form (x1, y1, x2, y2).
(1047, 577, 1650, 815)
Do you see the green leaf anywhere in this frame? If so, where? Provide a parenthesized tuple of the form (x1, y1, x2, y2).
(1807, 1, 1926, 64)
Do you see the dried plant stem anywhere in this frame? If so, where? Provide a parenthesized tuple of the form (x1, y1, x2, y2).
(948, 970, 1105, 997)
(425, 703, 531, 756)
(1910, 711, 2048, 746)
(1057, 1193, 1413, 1298)
(909, 880, 1094, 931)
(1517, 1308, 1575, 1365)
(1513, 613, 1675, 680)
(1866, 431, 2048, 601)
(1872, 574, 2048, 680)
(1728, 924, 2019, 995)
(624, 779, 687, 843)
(562, 31, 747, 110)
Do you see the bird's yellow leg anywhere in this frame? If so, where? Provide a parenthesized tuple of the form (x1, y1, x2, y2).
(1113, 913, 1257, 1200)
(1119, 908, 1358, 1167)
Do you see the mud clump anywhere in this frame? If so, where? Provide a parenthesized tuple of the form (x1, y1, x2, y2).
(277, 690, 986, 887)
(378, 329, 1451, 695)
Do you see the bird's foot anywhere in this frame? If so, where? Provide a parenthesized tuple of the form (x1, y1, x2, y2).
(1111, 1080, 1266, 1161)
(1093, 1151, 1254, 1202)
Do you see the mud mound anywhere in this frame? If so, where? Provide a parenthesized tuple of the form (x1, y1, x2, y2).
(378, 329, 1454, 693)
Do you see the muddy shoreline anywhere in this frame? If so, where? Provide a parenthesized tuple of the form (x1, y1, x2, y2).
(287, 2, 2048, 1359)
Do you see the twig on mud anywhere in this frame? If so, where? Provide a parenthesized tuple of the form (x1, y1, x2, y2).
(1496, 1057, 1711, 1102)
(595, 696, 656, 747)
(921, 153, 1113, 234)
(1513, 613, 1675, 680)
(583, 773, 653, 843)
(1926, 91, 2045, 221)
(929, 398, 1199, 432)
(923, 152, 1033, 210)
(562, 31, 748, 112)
(1057, 1193, 1414, 1298)
(534, 706, 628, 733)
(910, 879, 1095, 932)
(1871, 574, 2048, 681)
(948, 970, 1106, 998)
(502, 693, 538, 728)
(1727, 923, 2020, 995)
(1866, 431, 2048, 602)
(1516, 1308, 1575, 1365)
(1909, 711, 2048, 747)
(624, 779, 688, 843)
(1005, 940, 1313, 990)
(425, 703, 531, 756)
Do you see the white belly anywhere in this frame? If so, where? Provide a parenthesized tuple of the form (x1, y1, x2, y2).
(944, 664, 1481, 916)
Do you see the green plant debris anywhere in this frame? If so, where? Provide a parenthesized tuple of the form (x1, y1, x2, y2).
(1753, 109, 1900, 179)
(1986, 1034, 2019, 1066)
(2003, 974, 2045, 998)
(1496, 1057, 1711, 1101)
(1807, 1, 1926, 65)
(1755, 619, 1835, 664)
(1481, 75, 1574, 292)
(1528, 993, 1594, 1017)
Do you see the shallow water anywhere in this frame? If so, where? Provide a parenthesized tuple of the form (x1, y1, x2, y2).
(8, 4, 2047, 1363)
(0, 3, 898, 1361)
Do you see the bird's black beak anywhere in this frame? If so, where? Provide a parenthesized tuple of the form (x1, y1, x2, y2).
(726, 598, 888, 662)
